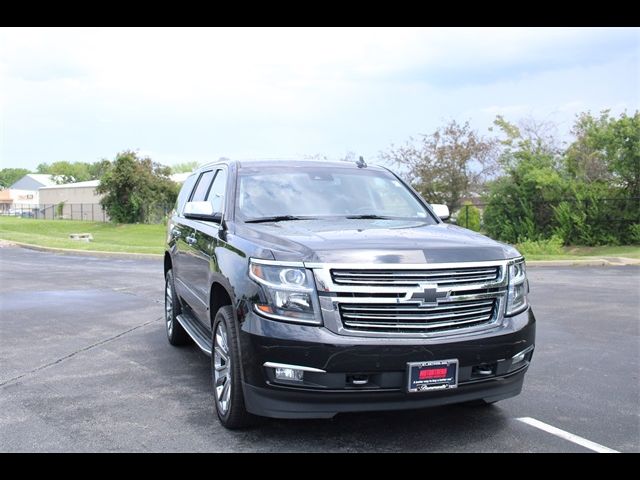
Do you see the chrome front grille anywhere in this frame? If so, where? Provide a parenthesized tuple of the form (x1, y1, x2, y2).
(339, 298, 497, 333)
(310, 260, 509, 338)
(331, 266, 500, 287)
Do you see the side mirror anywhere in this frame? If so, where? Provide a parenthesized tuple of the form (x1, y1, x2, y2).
(431, 204, 450, 221)
(184, 201, 222, 223)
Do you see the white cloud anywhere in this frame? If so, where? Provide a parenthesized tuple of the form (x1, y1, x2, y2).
(0, 27, 637, 169)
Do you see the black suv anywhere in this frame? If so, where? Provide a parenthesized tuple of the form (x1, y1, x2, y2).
(164, 159, 535, 428)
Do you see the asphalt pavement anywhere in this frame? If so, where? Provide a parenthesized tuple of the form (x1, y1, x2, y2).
(1, 245, 638, 452)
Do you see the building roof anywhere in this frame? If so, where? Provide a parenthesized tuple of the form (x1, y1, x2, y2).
(10, 174, 58, 190)
(39, 180, 100, 190)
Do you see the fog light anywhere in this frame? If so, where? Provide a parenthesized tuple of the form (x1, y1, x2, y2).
(512, 352, 526, 365)
(264, 362, 326, 383)
(275, 367, 304, 382)
(512, 346, 534, 366)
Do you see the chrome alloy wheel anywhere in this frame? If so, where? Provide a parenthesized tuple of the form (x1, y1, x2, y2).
(213, 322, 231, 415)
(165, 279, 173, 336)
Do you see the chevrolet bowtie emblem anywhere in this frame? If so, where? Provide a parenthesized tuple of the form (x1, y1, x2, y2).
(406, 284, 450, 307)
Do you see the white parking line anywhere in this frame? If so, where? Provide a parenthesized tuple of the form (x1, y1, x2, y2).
(517, 417, 620, 453)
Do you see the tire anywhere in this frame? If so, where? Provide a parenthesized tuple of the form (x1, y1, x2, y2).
(165, 270, 190, 346)
(212, 305, 254, 429)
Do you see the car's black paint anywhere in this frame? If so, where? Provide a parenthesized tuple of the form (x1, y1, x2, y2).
(165, 159, 535, 420)
(236, 219, 520, 263)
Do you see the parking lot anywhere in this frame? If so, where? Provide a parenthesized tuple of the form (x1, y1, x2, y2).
(0, 244, 638, 452)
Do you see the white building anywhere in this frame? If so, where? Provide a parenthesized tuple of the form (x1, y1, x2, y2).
(38, 180, 106, 221)
(38, 180, 102, 205)
(7, 174, 57, 206)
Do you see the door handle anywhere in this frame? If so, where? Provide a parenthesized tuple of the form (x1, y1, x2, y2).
(185, 235, 197, 245)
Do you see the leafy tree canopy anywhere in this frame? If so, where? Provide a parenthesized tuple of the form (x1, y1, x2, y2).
(380, 120, 498, 211)
(170, 161, 200, 174)
(96, 151, 178, 224)
(36, 161, 92, 184)
(35, 159, 116, 184)
(0, 168, 31, 188)
(483, 111, 639, 246)
(566, 111, 640, 196)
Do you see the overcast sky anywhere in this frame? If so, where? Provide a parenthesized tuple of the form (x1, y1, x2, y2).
(0, 27, 638, 170)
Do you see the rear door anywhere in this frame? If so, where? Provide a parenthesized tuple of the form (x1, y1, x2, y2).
(170, 173, 197, 301)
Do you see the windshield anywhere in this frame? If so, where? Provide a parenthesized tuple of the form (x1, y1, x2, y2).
(236, 166, 437, 223)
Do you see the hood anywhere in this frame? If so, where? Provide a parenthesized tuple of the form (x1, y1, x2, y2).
(234, 218, 520, 264)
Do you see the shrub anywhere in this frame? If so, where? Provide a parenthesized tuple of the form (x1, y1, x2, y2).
(515, 235, 565, 256)
(56, 201, 65, 218)
(456, 202, 481, 231)
(552, 183, 633, 246)
(483, 111, 639, 247)
(630, 224, 640, 244)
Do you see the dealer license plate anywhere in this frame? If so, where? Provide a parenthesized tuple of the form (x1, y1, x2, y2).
(407, 359, 458, 393)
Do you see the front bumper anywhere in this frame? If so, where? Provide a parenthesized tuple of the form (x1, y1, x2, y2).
(238, 307, 535, 419)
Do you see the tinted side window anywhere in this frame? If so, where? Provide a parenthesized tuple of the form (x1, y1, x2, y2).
(175, 174, 198, 215)
(190, 170, 215, 202)
(208, 170, 227, 214)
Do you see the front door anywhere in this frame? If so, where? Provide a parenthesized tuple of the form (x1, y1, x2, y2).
(175, 169, 216, 321)
(179, 168, 228, 329)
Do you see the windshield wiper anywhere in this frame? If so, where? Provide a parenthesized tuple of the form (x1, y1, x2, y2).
(245, 215, 318, 223)
(345, 214, 397, 220)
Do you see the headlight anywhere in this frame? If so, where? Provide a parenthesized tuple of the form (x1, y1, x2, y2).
(506, 258, 529, 316)
(249, 259, 321, 325)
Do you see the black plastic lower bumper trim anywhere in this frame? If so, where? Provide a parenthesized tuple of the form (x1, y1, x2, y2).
(242, 369, 526, 419)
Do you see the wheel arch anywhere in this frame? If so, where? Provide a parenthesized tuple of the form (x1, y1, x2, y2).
(164, 252, 172, 278)
(210, 281, 233, 327)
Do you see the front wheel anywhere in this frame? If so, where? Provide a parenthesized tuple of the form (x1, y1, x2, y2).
(212, 306, 254, 429)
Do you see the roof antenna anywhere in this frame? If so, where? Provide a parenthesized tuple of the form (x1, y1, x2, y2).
(356, 155, 367, 169)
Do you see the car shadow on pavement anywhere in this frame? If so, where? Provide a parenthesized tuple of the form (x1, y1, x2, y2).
(174, 341, 512, 453)
(246, 405, 512, 452)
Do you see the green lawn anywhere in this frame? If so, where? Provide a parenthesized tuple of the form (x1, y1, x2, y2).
(523, 245, 640, 261)
(1, 216, 638, 260)
(0, 217, 165, 254)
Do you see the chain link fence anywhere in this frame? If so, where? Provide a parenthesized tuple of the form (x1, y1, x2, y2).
(451, 198, 640, 230)
(0, 203, 172, 224)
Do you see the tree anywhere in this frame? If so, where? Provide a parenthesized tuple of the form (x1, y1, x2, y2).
(36, 159, 119, 183)
(482, 112, 639, 245)
(491, 115, 563, 170)
(96, 150, 178, 223)
(88, 159, 112, 179)
(36, 161, 91, 184)
(171, 161, 200, 174)
(0, 168, 31, 188)
(560, 110, 640, 244)
(380, 120, 498, 211)
(566, 111, 640, 197)
(483, 117, 567, 243)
